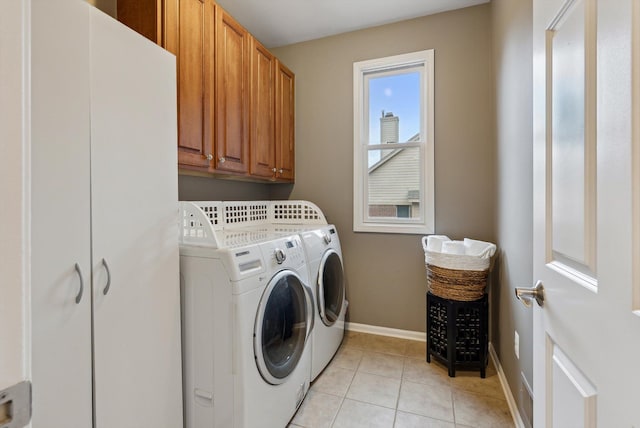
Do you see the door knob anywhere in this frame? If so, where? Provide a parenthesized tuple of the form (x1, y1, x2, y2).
(515, 281, 545, 308)
(205, 153, 213, 161)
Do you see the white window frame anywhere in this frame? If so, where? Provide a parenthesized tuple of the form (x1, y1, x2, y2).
(353, 49, 435, 234)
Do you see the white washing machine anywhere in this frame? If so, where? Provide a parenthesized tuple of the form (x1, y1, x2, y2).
(298, 225, 347, 381)
(233, 219, 347, 381)
(179, 202, 314, 428)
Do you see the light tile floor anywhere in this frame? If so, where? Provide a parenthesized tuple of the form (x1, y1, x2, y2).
(289, 331, 514, 428)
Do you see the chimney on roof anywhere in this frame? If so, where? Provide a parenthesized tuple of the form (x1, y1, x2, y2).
(380, 111, 399, 145)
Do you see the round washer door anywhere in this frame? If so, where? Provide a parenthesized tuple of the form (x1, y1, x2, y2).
(317, 250, 345, 326)
(254, 270, 311, 385)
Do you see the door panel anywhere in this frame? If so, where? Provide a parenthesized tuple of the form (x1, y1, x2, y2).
(89, 9, 182, 427)
(549, 0, 597, 276)
(275, 60, 295, 181)
(30, 1, 93, 426)
(250, 37, 276, 178)
(318, 251, 345, 326)
(533, 0, 640, 425)
(549, 341, 597, 428)
(254, 271, 309, 385)
(168, 0, 214, 169)
(0, 0, 28, 393)
(216, 8, 250, 173)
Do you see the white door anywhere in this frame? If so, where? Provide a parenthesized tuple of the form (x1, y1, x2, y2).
(30, 1, 94, 426)
(532, 0, 640, 425)
(89, 9, 183, 427)
(0, 0, 30, 414)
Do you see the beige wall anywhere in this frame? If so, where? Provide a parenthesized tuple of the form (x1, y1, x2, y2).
(272, 4, 496, 332)
(178, 174, 272, 201)
(491, 0, 534, 425)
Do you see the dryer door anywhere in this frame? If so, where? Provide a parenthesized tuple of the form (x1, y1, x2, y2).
(254, 270, 312, 385)
(317, 250, 345, 327)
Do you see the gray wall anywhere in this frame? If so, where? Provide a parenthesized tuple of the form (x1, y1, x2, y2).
(491, 0, 534, 425)
(272, 4, 496, 332)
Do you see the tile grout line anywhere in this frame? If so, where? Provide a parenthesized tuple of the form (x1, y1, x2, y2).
(328, 348, 363, 428)
(451, 387, 457, 426)
(391, 354, 409, 427)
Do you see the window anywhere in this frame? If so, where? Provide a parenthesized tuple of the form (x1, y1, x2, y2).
(353, 50, 435, 234)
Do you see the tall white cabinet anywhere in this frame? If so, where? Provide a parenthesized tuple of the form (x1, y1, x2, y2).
(30, 1, 182, 426)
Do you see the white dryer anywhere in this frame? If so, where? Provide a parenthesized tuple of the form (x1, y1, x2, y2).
(299, 225, 347, 381)
(224, 201, 348, 381)
(179, 202, 314, 428)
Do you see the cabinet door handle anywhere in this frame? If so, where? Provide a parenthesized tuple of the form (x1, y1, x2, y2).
(205, 153, 213, 161)
(278, 168, 283, 174)
(102, 258, 111, 295)
(74, 263, 84, 304)
(219, 157, 226, 163)
(272, 167, 277, 173)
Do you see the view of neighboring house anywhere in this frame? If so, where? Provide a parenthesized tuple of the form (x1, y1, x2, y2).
(368, 111, 420, 218)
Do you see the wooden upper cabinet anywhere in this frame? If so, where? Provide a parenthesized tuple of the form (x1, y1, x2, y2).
(117, 0, 163, 44)
(119, 0, 215, 170)
(249, 36, 276, 179)
(275, 60, 295, 182)
(215, 8, 250, 174)
(166, 0, 215, 169)
(118, 0, 295, 181)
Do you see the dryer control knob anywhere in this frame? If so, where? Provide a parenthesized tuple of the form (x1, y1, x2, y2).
(274, 248, 287, 264)
(323, 233, 332, 244)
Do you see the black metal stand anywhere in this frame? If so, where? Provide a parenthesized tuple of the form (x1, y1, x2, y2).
(426, 292, 488, 378)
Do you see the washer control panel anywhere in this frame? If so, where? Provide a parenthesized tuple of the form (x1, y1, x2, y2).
(274, 248, 287, 264)
(262, 235, 305, 270)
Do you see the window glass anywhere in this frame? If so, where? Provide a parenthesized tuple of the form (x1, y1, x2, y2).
(353, 50, 434, 234)
(367, 146, 421, 220)
(367, 70, 421, 147)
(260, 274, 307, 380)
(319, 252, 344, 325)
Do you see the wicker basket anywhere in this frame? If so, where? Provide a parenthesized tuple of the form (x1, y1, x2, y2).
(426, 264, 489, 301)
(421, 236, 493, 301)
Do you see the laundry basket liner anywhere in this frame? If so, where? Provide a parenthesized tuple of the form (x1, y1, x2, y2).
(421, 236, 494, 301)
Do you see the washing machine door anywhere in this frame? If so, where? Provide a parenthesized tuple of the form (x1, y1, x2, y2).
(254, 270, 313, 385)
(317, 250, 345, 327)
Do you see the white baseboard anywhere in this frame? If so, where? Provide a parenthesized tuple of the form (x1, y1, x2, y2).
(345, 322, 426, 342)
(489, 343, 526, 428)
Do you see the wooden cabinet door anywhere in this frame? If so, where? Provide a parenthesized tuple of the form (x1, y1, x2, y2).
(275, 60, 295, 181)
(250, 37, 276, 179)
(165, 0, 215, 169)
(216, 8, 250, 174)
(117, 0, 163, 44)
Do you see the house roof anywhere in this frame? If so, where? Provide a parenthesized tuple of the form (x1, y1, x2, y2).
(367, 132, 421, 174)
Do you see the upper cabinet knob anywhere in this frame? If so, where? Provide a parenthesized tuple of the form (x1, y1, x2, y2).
(205, 153, 213, 161)
(219, 157, 226, 163)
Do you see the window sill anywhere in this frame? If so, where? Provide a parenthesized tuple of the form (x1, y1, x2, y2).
(353, 223, 434, 235)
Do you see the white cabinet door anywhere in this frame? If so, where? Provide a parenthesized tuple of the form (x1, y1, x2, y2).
(30, 1, 93, 426)
(532, 0, 640, 425)
(88, 9, 182, 428)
